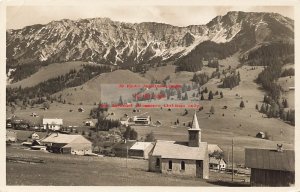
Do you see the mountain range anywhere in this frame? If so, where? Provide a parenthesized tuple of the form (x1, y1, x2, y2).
(6, 11, 294, 69)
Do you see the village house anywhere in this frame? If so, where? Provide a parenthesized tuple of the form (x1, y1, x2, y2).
(42, 118, 63, 131)
(245, 146, 295, 186)
(30, 132, 40, 140)
(120, 115, 151, 126)
(84, 120, 95, 127)
(132, 115, 151, 125)
(208, 144, 227, 170)
(41, 133, 92, 155)
(120, 117, 130, 127)
(10, 117, 29, 129)
(129, 142, 154, 160)
(209, 157, 227, 170)
(6, 130, 17, 142)
(148, 112, 209, 179)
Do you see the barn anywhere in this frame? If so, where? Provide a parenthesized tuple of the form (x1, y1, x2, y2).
(41, 133, 92, 155)
(245, 147, 295, 186)
(149, 112, 209, 179)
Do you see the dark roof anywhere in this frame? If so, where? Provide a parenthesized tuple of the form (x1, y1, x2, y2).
(113, 141, 136, 150)
(245, 148, 294, 172)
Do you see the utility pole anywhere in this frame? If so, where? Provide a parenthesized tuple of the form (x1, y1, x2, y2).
(126, 145, 128, 168)
(232, 138, 234, 182)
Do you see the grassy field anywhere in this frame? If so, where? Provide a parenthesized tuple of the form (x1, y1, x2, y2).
(7, 103, 96, 127)
(6, 146, 215, 186)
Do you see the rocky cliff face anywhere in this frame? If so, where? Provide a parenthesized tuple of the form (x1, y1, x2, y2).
(6, 11, 294, 67)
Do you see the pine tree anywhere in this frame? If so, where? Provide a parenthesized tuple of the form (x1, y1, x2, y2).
(204, 87, 208, 93)
(282, 99, 288, 108)
(260, 104, 266, 113)
(201, 94, 204, 100)
(184, 92, 188, 100)
(210, 106, 215, 114)
(240, 101, 245, 108)
(208, 91, 214, 100)
(220, 91, 223, 98)
(177, 90, 182, 100)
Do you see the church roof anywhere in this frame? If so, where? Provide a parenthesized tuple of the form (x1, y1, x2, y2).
(188, 112, 200, 130)
(151, 140, 207, 160)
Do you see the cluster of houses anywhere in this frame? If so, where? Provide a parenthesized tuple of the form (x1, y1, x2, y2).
(6, 111, 295, 186)
(7, 115, 97, 131)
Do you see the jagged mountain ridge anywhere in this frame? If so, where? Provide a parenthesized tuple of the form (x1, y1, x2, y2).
(6, 11, 294, 67)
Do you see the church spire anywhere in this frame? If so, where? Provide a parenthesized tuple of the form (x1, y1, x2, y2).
(189, 111, 200, 130)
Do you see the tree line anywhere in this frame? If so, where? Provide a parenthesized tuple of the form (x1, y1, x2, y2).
(7, 65, 111, 105)
(220, 71, 241, 89)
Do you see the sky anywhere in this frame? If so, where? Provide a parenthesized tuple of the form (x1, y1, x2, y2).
(6, 6, 294, 29)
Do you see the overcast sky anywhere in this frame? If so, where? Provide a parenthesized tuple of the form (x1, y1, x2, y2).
(6, 6, 294, 29)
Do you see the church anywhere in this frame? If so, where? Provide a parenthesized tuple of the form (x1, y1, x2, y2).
(148, 112, 209, 179)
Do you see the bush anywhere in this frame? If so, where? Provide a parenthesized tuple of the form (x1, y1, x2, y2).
(145, 131, 156, 142)
(123, 126, 138, 140)
(281, 68, 294, 77)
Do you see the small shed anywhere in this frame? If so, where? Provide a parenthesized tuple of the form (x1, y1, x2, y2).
(31, 112, 39, 117)
(78, 107, 85, 112)
(256, 132, 265, 139)
(84, 120, 95, 127)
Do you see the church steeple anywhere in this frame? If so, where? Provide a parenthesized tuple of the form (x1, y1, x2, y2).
(190, 112, 200, 130)
(188, 112, 201, 147)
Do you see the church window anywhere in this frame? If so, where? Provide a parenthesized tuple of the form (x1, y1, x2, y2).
(181, 161, 185, 170)
(168, 160, 172, 170)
